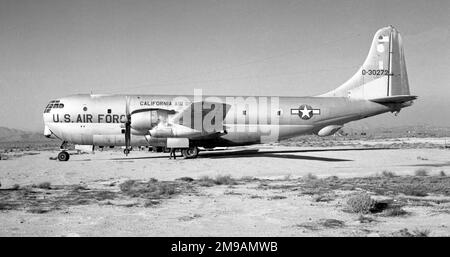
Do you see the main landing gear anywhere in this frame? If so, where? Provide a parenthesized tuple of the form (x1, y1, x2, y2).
(181, 146, 199, 159)
(57, 140, 70, 161)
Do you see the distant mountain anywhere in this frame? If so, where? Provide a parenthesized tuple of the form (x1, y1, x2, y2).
(0, 127, 47, 142)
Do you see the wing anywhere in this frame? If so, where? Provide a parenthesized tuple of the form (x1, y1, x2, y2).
(171, 101, 231, 133)
(137, 101, 231, 139)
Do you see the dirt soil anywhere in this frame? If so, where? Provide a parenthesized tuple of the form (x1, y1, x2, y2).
(1, 142, 449, 236)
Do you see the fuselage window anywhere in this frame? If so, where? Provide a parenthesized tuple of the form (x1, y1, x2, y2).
(59, 104, 64, 108)
(107, 109, 112, 114)
(83, 106, 88, 112)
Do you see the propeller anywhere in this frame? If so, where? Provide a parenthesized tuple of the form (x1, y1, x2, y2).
(124, 96, 131, 156)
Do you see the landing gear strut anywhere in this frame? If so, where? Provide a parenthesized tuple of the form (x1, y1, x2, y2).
(57, 141, 70, 161)
(60, 140, 68, 149)
(181, 147, 199, 159)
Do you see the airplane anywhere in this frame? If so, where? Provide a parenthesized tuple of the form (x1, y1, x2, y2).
(43, 26, 416, 161)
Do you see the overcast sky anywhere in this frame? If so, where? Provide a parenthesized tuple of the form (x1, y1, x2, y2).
(0, 0, 449, 131)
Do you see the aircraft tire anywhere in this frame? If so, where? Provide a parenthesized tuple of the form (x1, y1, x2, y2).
(57, 151, 70, 161)
(182, 147, 199, 159)
(124, 149, 130, 155)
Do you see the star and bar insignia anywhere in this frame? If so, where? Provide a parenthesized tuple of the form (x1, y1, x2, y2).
(291, 105, 320, 120)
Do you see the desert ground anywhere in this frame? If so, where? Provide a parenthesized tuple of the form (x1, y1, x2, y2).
(1, 137, 449, 237)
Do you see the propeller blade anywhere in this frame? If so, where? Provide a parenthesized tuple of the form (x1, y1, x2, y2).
(124, 96, 131, 156)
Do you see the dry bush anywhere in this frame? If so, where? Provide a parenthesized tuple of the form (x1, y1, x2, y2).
(346, 193, 375, 214)
(144, 199, 161, 207)
(381, 170, 396, 178)
(176, 177, 194, 182)
(393, 228, 430, 237)
(439, 171, 446, 177)
(268, 195, 286, 200)
(119, 179, 177, 199)
(198, 176, 216, 187)
(415, 168, 428, 177)
(319, 219, 345, 228)
(383, 206, 408, 217)
(27, 207, 50, 214)
(305, 173, 318, 180)
(312, 194, 335, 202)
(399, 184, 428, 197)
(36, 182, 51, 189)
(412, 229, 431, 237)
(214, 175, 237, 185)
(357, 215, 376, 223)
(241, 176, 258, 182)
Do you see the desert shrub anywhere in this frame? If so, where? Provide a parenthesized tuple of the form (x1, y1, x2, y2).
(268, 195, 286, 200)
(381, 170, 396, 178)
(415, 168, 428, 176)
(11, 184, 20, 190)
(346, 193, 375, 214)
(400, 184, 428, 197)
(119, 180, 137, 192)
(357, 215, 376, 223)
(214, 175, 237, 185)
(312, 194, 335, 202)
(305, 173, 318, 180)
(36, 182, 51, 189)
(27, 207, 50, 214)
(144, 199, 161, 207)
(176, 177, 194, 182)
(73, 185, 88, 191)
(119, 179, 177, 198)
(241, 176, 257, 182)
(283, 174, 292, 180)
(198, 176, 215, 187)
(394, 228, 431, 237)
(383, 206, 408, 217)
(412, 229, 431, 237)
(439, 171, 446, 177)
(319, 219, 345, 228)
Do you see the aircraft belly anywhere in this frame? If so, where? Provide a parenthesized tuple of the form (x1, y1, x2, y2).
(46, 123, 148, 146)
(222, 124, 313, 144)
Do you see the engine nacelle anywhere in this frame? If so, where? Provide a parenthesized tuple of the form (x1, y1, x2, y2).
(317, 125, 342, 137)
(130, 110, 158, 131)
(149, 124, 202, 138)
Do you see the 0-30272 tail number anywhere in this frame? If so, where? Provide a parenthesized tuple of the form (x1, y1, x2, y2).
(361, 69, 389, 76)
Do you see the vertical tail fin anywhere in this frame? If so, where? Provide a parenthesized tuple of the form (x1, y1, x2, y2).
(320, 26, 413, 101)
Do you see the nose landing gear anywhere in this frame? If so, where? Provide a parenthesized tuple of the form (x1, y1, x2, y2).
(57, 151, 70, 161)
(57, 140, 70, 161)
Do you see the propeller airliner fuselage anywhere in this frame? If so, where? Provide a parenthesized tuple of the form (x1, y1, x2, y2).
(43, 26, 416, 161)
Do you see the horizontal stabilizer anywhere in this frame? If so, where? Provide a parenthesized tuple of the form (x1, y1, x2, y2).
(370, 95, 417, 104)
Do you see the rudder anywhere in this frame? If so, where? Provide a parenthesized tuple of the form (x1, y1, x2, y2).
(320, 26, 412, 100)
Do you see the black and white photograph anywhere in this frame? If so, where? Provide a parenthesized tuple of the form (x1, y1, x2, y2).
(0, 0, 449, 244)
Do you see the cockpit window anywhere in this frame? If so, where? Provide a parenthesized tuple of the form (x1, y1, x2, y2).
(44, 100, 64, 113)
